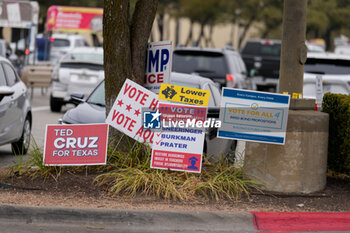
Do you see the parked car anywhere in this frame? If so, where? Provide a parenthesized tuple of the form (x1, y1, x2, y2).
(50, 33, 90, 65)
(303, 52, 350, 98)
(172, 46, 247, 89)
(334, 45, 350, 55)
(240, 39, 281, 92)
(50, 47, 104, 112)
(60, 72, 236, 159)
(0, 56, 31, 154)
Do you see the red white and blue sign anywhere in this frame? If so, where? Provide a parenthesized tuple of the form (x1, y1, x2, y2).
(151, 102, 207, 173)
(144, 41, 173, 94)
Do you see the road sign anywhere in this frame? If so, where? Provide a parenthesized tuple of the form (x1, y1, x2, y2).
(44, 124, 108, 166)
(217, 88, 290, 145)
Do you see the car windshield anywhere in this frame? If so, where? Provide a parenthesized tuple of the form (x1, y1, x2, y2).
(173, 51, 228, 79)
(242, 42, 281, 56)
(304, 58, 350, 75)
(52, 39, 70, 47)
(61, 52, 103, 64)
(87, 81, 105, 106)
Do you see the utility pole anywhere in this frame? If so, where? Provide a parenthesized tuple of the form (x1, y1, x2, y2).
(279, 0, 308, 94)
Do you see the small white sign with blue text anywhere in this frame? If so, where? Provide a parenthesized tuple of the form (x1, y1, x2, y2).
(217, 88, 290, 145)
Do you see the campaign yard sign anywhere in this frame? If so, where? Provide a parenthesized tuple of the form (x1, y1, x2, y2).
(145, 41, 173, 94)
(158, 83, 211, 106)
(44, 124, 108, 166)
(217, 88, 290, 145)
(150, 102, 207, 173)
(105, 79, 159, 146)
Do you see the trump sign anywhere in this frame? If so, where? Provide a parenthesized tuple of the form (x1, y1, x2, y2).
(145, 41, 173, 94)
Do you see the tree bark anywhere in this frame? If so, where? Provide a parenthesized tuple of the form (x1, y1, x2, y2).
(103, 0, 158, 145)
(130, 0, 158, 84)
(103, 0, 132, 116)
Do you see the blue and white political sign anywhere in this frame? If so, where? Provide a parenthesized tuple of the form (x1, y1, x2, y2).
(217, 88, 290, 145)
(145, 41, 173, 94)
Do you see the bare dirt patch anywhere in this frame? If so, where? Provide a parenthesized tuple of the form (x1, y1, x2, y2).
(0, 169, 349, 212)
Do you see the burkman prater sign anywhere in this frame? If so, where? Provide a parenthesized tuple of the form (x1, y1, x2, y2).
(142, 83, 213, 173)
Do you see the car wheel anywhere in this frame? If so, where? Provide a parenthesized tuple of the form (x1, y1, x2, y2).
(50, 95, 62, 112)
(11, 117, 31, 155)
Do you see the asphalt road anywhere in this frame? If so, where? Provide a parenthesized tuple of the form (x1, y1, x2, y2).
(0, 88, 74, 168)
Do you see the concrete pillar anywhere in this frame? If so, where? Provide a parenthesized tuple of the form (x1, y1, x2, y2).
(244, 110, 329, 193)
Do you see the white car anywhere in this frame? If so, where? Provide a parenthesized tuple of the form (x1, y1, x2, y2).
(303, 52, 350, 98)
(50, 47, 104, 112)
(0, 56, 32, 154)
(50, 33, 90, 65)
(60, 72, 236, 160)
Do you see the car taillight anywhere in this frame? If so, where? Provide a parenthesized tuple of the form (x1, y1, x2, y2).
(226, 74, 235, 87)
(50, 37, 55, 42)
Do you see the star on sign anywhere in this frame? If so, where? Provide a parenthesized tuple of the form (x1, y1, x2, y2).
(151, 110, 161, 122)
(126, 104, 132, 111)
(134, 109, 141, 116)
(117, 99, 123, 107)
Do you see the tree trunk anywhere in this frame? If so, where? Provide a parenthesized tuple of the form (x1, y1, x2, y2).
(103, 0, 132, 117)
(175, 17, 180, 46)
(196, 23, 205, 46)
(130, 0, 158, 84)
(238, 17, 255, 49)
(185, 20, 193, 46)
(103, 0, 158, 145)
(157, 13, 164, 41)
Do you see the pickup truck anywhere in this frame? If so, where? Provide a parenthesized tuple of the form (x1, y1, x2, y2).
(240, 39, 281, 92)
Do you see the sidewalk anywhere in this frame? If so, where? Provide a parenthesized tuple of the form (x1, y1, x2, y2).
(0, 204, 349, 232)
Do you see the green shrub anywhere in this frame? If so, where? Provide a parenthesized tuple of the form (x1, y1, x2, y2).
(322, 93, 350, 174)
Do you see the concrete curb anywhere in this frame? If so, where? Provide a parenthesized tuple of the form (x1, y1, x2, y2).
(0, 204, 256, 232)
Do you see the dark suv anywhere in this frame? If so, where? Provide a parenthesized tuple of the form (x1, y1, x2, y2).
(241, 39, 281, 91)
(173, 47, 247, 89)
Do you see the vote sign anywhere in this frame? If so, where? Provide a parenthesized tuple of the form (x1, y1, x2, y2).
(105, 79, 159, 146)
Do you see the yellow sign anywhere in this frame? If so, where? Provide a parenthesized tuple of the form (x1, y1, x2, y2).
(158, 84, 210, 106)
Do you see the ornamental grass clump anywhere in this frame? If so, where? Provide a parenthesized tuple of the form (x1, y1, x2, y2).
(95, 142, 261, 201)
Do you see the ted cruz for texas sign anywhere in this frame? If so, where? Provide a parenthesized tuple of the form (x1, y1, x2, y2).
(44, 124, 108, 166)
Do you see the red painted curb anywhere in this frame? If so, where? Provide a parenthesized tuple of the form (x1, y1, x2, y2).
(252, 212, 350, 232)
